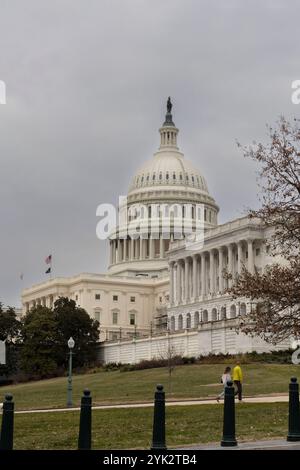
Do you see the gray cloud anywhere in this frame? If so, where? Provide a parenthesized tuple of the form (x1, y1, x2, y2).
(0, 0, 299, 306)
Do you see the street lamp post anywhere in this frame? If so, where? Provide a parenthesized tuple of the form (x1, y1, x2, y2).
(67, 336, 75, 407)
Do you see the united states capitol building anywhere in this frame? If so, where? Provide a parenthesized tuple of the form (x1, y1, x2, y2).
(22, 100, 291, 362)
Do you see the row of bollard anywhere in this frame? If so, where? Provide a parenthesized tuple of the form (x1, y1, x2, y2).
(1, 377, 300, 450)
(0, 389, 92, 451)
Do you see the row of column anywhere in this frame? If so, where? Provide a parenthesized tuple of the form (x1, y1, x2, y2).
(110, 235, 171, 264)
(169, 239, 256, 305)
(25, 295, 58, 312)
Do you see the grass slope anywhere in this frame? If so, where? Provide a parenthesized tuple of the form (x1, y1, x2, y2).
(0, 363, 298, 411)
(13, 403, 288, 449)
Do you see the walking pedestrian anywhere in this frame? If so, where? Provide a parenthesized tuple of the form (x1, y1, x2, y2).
(233, 361, 243, 401)
(216, 366, 231, 402)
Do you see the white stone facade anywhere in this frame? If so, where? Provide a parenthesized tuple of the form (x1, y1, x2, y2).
(21, 100, 292, 361)
(22, 273, 168, 341)
(167, 216, 278, 330)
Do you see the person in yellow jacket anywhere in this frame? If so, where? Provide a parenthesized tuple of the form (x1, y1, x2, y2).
(232, 361, 243, 401)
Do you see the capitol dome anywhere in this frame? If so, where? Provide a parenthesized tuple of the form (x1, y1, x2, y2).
(108, 98, 219, 278)
(129, 152, 209, 194)
(128, 99, 209, 196)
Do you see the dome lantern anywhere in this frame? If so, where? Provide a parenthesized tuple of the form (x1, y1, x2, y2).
(159, 97, 179, 151)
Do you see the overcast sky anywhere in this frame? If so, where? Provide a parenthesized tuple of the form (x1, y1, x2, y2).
(0, 0, 299, 307)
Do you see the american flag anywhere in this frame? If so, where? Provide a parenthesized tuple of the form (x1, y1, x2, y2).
(45, 255, 52, 264)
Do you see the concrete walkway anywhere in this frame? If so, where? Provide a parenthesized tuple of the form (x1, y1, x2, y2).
(180, 439, 300, 450)
(9, 394, 289, 415)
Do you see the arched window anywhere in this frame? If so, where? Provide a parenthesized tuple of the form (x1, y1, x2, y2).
(194, 311, 199, 328)
(178, 314, 183, 330)
(211, 308, 217, 321)
(240, 303, 247, 315)
(230, 305, 237, 318)
(221, 306, 226, 320)
(202, 310, 208, 322)
(186, 313, 191, 329)
(170, 316, 175, 331)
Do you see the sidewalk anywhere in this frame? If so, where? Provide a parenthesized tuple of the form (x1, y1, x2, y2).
(180, 439, 300, 450)
(8, 394, 289, 415)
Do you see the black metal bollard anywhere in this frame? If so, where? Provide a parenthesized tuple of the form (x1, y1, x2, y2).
(221, 381, 237, 447)
(78, 389, 92, 450)
(0, 394, 14, 450)
(287, 377, 300, 441)
(151, 384, 166, 450)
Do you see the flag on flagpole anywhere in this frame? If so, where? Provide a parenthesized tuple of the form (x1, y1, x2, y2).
(45, 255, 52, 264)
(45, 267, 51, 274)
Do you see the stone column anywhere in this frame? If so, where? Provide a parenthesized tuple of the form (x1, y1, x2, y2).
(139, 237, 143, 260)
(149, 237, 155, 259)
(201, 253, 206, 296)
(248, 239, 254, 273)
(176, 262, 181, 304)
(209, 250, 214, 294)
(184, 258, 189, 303)
(123, 238, 127, 261)
(228, 244, 233, 287)
(159, 234, 165, 259)
(237, 241, 243, 274)
(135, 239, 139, 260)
(109, 241, 113, 264)
(218, 247, 224, 292)
(169, 261, 174, 305)
(112, 240, 116, 264)
(116, 239, 120, 263)
(192, 255, 198, 300)
(130, 238, 135, 260)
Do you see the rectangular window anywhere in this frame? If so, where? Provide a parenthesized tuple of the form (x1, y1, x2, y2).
(256, 248, 260, 256)
(112, 311, 118, 324)
(94, 310, 101, 322)
(113, 295, 118, 302)
(75, 295, 78, 301)
(130, 313, 135, 325)
(95, 294, 100, 300)
(130, 296, 135, 302)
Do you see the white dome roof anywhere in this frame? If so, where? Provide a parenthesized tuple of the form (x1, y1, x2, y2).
(129, 150, 209, 194)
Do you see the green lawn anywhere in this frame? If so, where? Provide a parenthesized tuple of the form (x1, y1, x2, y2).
(0, 363, 298, 411)
(13, 403, 289, 449)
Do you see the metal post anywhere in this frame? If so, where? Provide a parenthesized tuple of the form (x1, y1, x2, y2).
(67, 349, 73, 407)
(287, 377, 300, 441)
(221, 381, 237, 447)
(151, 384, 166, 450)
(0, 394, 14, 450)
(78, 389, 92, 450)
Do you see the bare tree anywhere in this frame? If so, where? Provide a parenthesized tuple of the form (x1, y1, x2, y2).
(157, 325, 183, 394)
(229, 117, 300, 343)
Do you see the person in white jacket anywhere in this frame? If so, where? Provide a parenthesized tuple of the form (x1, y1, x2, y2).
(216, 366, 231, 402)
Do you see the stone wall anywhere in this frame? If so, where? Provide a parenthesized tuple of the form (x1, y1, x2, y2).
(98, 320, 291, 364)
